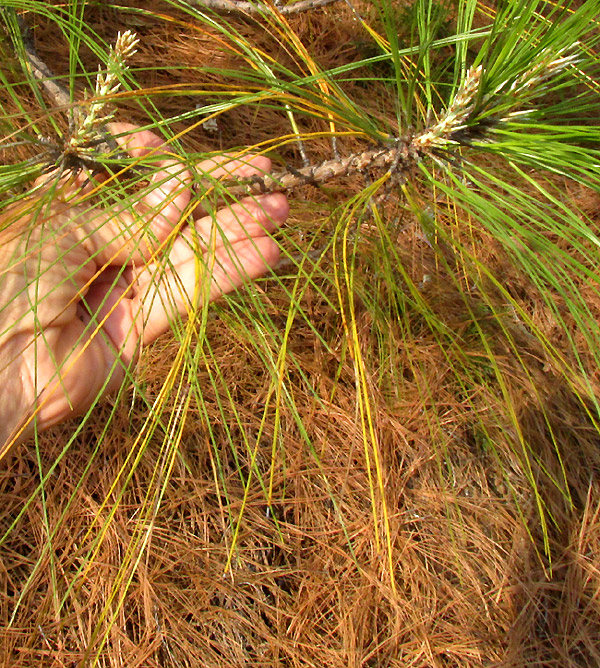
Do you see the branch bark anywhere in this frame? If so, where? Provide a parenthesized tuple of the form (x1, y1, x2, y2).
(187, 0, 340, 16)
(201, 140, 420, 200)
(18, 17, 73, 114)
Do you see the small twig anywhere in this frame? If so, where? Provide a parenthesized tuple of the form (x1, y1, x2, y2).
(330, 135, 340, 161)
(17, 16, 73, 115)
(205, 139, 418, 200)
(296, 133, 310, 167)
(188, 0, 340, 16)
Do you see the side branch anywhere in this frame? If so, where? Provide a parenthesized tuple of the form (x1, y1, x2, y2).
(204, 140, 419, 199)
(188, 0, 340, 16)
(19, 23, 72, 114)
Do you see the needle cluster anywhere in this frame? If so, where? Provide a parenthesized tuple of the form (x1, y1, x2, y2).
(67, 30, 139, 154)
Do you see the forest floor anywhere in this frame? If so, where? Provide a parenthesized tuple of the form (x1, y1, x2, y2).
(1, 1, 600, 666)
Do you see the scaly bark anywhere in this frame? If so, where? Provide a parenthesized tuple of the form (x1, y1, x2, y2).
(206, 139, 419, 200)
(188, 0, 340, 17)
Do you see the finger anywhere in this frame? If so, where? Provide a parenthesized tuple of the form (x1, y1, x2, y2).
(109, 124, 271, 181)
(79, 268, 141, 370)
(185, 193, 289, 252)
(190, 153, 273, 217)
(132, 236, 281, 347)
(109, 122, 193, 241)
(32, 168, 108, 201)
(195, 153, 272, 183)
(107, 122, 165, 156)
(80, 124, 193, 264)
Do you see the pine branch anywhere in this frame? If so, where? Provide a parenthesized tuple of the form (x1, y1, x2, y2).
(11, 14, 131, 167)
(209, 140, 418, 199)
(187, 0, 340, 16)
(198, 69, 482, 200)
(199, 47, 581, 200)
(6, 12, 582, 207)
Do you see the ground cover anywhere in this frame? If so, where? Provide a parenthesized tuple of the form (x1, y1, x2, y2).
(1, 1, 599, 666)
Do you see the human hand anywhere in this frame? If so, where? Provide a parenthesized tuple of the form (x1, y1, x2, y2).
(0, 123, 289, 454)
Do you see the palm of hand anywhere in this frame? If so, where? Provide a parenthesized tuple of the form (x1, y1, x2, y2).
(0, 123, 288, 450)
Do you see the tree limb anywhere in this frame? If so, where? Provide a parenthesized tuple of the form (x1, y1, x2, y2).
(200, 140, 419, 200)
(188, 0, 340, 16)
